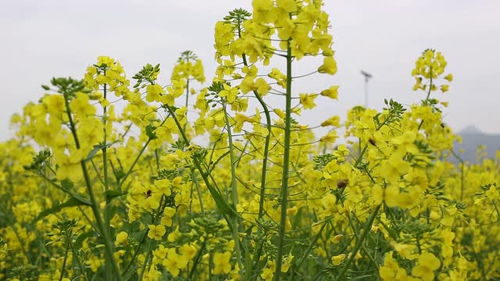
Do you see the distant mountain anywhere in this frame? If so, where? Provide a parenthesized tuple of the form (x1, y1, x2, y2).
(453, 125, 500, 163)
(459, 125, 483, 135)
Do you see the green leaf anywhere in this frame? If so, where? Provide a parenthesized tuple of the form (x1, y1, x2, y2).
(204, 180, 238, 220)
(145, 124, 157, 140)
(58, 179, 92, 205)
(74, 231, 95, 249)
(60, 178, 74, 190)
(32, 197, 91, 224)
(105, 190, 127, 201)
(84, 142, 116, 162)
(122, 264, 138, 281)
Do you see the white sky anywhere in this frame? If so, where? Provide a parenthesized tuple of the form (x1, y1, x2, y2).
(1, 0, 499, 140)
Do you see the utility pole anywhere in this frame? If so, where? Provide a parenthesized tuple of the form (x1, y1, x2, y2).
(361, 70, 373, 108)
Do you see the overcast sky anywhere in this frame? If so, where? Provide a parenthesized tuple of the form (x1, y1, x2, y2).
(1, 0, 499, 141)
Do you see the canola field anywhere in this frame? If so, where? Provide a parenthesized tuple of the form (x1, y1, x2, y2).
(0, 1, 498, 280)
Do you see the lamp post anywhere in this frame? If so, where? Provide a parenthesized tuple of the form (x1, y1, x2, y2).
(361, 70, 373, 108)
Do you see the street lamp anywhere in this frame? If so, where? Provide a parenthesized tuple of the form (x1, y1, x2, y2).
(361, 70, 373, 108)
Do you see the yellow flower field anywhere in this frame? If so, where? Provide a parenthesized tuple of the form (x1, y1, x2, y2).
(0, 1, 498, 280)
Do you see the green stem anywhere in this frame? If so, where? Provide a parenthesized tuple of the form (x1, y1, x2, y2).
(237, 15, 271, 222)
(9, 225, 31, 263)
(58, 235, 70, 281)
(154, 149, 160, 171)
(416, 234, 422, 254)
(184, 78, 190, 131)
(222, 102, 242, 270)
(274, 42, 293, 281)
(122, 230, 148, 279)
(82, 162, 121, 279)
(63, 94, 122, 281)
(290, 219, 330, 280)
(102, 82, 109, 193)
(102, 82, 113, 281)
(139, 240, 153, 280)
(450, 148, 465, 200)
(165, 104, 239, 228)
(425, 67, 433, 101)
(117, 138, 152, 190)
(336, 204, 381, 281)
(122, 196, 168, 279)
(35, 171, 91, 206)
(102, 81, 110, 209)
(90, 159, 105, 186)
(190, 167, 205, 213)
(223, 103, 239, 208)
(189, 238, 207, 280)
(69, 234, 88, 281)
(347, 213, 380, 275)
(242, 54, 271, 220)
